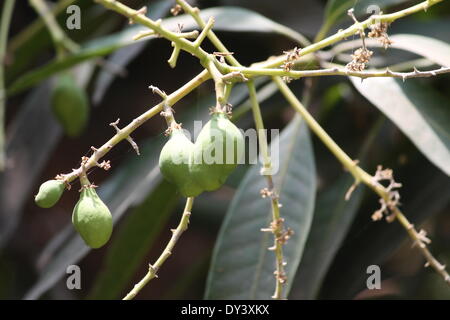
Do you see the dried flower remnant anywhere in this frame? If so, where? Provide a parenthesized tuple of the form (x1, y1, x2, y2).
(368, 21, 393, 49)
(171, 4, 182, 16)
(346, 47, 373, 71)
(370, 166, 402, 222)
(281, 47, 301, 82)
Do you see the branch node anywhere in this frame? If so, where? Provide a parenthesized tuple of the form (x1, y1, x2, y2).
(194, 16, 215, 48)
(129, 6, 147, 24)
(110, 119, 140, 155)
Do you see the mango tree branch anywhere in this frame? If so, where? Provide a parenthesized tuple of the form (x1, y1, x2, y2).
(58, 69, 210, 185)
(228, 65, 450, 81)
(94, 0, 211, 64)
(273, 76, 450, 286)
(123, 197, 195, 300)
(175, 0, 242, 67)
(252, 0, 444, 69)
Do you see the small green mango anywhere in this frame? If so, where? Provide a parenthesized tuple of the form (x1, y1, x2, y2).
(191, 112, 244, 191)
(51, 73, 89, 137)
(35, 180, 65, 208)
(159, 128, 204, 197)
(72, 187, 113, 249)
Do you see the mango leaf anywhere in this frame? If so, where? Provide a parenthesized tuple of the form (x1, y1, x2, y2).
(205, 115, 316, 299)
(389, 34, 450, 67)
(289, 175, 365, 299)
(0, 82, 61, 248)
(289, 117, 384, 299)
(88, 180, 179, 299)
(8, 6, 308, 96)
(337, 34, 450, 67)
(393, 19, 450, 43)
(351, 78, 450, 176)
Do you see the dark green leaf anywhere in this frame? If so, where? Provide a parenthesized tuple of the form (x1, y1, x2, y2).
(0, 82, 61, 248)
(351, 78, 450, 176)
(289, 175, 365, 299)
(389, 34, 450, 67)
(321, 168, 450, 299)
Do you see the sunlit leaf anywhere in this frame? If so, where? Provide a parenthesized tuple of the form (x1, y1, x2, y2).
(351, 77, 450, 176)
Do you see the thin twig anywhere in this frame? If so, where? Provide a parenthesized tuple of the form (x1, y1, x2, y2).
(228, 65, 450, 81)
(123, 197, 195, 300)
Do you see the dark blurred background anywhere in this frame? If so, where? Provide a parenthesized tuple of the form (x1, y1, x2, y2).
(1, 0, 450, 300)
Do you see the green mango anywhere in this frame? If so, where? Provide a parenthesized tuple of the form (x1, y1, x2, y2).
(72, 187, 113, 249)
(191, 112, 244, 191)
(51, 73, 89, 137)
(34, 180, 65, 208)
(159, 128, 204, 197)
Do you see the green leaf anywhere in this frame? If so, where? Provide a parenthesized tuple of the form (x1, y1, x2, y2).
(88, 180, 179, 300)
(8, 7, 308, 96)
(351, 78, 450, 176)
(289, 117, 383, 299)
(389, 34, 450, 67)
(0, 82, 61, 248)
(289, 175, 365, 299)
(205, 115, 316, 299)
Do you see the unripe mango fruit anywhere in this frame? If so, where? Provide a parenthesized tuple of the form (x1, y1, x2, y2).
(159, 129, 204, 197)
(72, 187, 113, 249)
(51, 73, 89, 137)
(35, 180, 65, 208)
(190, 112, 244, 191)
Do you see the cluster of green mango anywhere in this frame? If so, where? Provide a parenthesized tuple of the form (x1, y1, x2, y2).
(34, 108, 243, 249)
(35, 179, 112, 249)
(159, 111, 244, 197)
